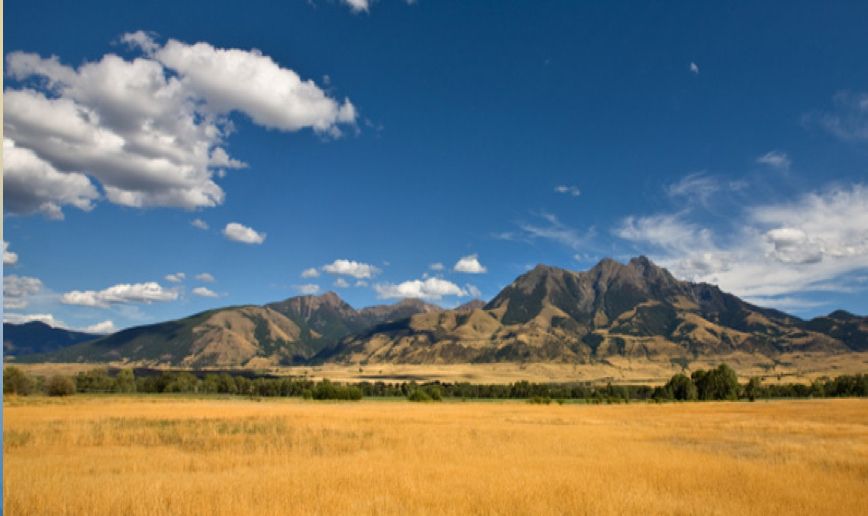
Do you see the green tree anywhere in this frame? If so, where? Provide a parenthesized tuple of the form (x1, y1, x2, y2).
(114, 369, 137, 393)
(743, 377, 765, 401)
(664, 373, 698, 401)
(46, 375, 76, 396)
(693, 364, 739, 400)
(4, 366, 35, 395)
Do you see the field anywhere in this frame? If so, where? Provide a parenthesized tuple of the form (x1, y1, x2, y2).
(14, 350, 868, 385)
(3, 396, 867, 515)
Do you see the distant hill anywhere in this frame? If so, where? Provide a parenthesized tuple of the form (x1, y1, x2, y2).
(4, 321, 100, 357)
(21, 294, 443, 367)
(316, 257, 865, 364)
(17, 257, 867, 367)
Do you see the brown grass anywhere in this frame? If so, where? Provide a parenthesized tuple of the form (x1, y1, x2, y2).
(13, 351, 868, 387)
(4, 396, 867, 515)
(15, 351, 868, 385)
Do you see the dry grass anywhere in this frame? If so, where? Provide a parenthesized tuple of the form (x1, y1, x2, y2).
(4, 396, 867, 515)
(16, 351, 868, 385)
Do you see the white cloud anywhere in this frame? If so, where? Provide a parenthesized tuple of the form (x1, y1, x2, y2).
(322, 259, 380, 279)
(554, 185, 581, 197)
(375, 277, 467, 301)
(295, 284, 320, 295)
(84, 320, 116, 334)
(616, 213, 713, 255)
(191, 218, 209, 230)
(343, 0, 370, 13)
(518, 213, 593, 251)
(757, 151, 791, 170)
(301, 267, 320, 278)
(453, 254, 488, 274)
(465, 284, 482, 299)
(354, 280, 368, 287)
(3, 138, 100, 219)
(223, 222, 266, 244)
(195, 272, 215, 282)
(808, 91, 868, 142)
(61, 281, 178, 307)
(148, 35, 357, 135)
(666, 172, 720, 205)
(165, 272, 186, 283)
(615, 183, 868, 303)
(333, 278, 350, 288)
(3, 312, 65, 327)
(3, 241, 19, 266)
(4, 34, 355, 216)
(3, 275, 43, 309)
(429, 262, 444, 271)
(192, 286, 219, 298)
(690, 62, 700, 74)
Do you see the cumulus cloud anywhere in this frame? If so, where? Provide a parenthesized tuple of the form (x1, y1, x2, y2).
(757, 151, 791, 170)
(689, 62, 700, 74)
(149, 35, 357, 135)
(295, 284, 320, 295)
(192, 286, 219, 298)
(4, 241, 19, 266)
(554, 185, 581, 197)
(453, 254, 488, 274)
(61, 281, 178, 307)
(4, 275, 43, 309)
(3, 138, 99, 219)
(4, 33, 356, 217)
(191, 218, 209, 230)
(322, 259, 380, 279)
(333, 278, 350, 288)
(84, 320, 116, 334)
(165, 272, 186, 283)
(195, 272, 215, 282)
(615, 183, 868, 304)
(374, 277, 467, 301)
(223, 222, 266, 244)
(3, 312, 65, 327)
(301, 267, 320, 278)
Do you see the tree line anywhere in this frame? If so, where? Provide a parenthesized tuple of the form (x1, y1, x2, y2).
(4, 364, 867, 402)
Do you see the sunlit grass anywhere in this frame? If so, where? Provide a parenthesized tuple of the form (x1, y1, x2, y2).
(4, 396, 867, 515)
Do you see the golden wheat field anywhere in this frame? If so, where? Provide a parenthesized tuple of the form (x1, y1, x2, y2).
(3, 396, 867, 515)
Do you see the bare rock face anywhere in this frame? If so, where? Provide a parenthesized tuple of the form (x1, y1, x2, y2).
(317, 257, 860, 365)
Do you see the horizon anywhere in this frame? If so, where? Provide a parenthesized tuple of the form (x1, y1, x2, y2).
(5, 253, 861, 335)
(4, 0, 868, 334)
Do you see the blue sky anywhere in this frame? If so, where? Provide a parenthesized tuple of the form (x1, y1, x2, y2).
(4, 0, 868, 333)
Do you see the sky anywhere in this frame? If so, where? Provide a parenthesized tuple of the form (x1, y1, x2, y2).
(3, 0, 868, 334)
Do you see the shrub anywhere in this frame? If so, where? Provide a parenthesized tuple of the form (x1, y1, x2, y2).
(528, 396, 552, 404)
(46, 375, 76, 396)
(407, 389, 433, 402)
(4, 366, 35, 395)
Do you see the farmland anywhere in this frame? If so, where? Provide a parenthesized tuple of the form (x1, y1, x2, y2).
(4, 396, 867, 515)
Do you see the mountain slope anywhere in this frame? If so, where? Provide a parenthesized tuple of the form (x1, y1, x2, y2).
(319, 257, 858, 364)
(24, 294, 443, 367)
(3, 322, 100, 357)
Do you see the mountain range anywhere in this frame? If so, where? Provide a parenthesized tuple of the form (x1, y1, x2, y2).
(6, 257, 866, 367)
